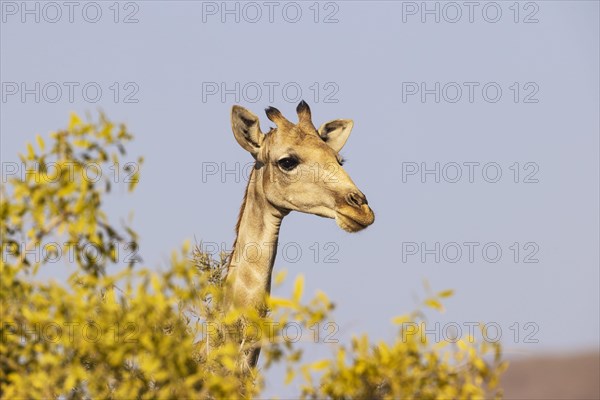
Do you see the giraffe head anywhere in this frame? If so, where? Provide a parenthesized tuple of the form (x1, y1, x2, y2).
(231, 101, 375, 232)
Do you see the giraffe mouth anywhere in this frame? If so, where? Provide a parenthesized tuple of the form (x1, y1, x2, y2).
(335, 206, 375, 232)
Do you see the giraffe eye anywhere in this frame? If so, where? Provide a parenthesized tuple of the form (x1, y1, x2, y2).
(278, 157, 299, 171)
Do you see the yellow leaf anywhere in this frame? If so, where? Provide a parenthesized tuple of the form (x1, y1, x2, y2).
(433, 340, 450, 350)
(424, 298, 444, 312)
(73, 139, 91, 148)
(336, 347, 346, 367)
(293, 275, 304, 302)
(26, 143, 35, 160)
(392, 315, 411, 325)
(473, 357, 486, 371)
(64, 374, 78, 391)
(182, 239, 191, 254)
(311, 359, 330, 371)
(300, 365, 312, 384)
(35, 134, 45, 151)
(438, 289, 454, 298)
(274, 269, 287, 286)
(68, 112, 82, 130)
(268, 297, 294, 309)
(284, 367, 295, 384)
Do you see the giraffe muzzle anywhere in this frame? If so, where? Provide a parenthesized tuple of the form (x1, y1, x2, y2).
(335, 193, 375, 232)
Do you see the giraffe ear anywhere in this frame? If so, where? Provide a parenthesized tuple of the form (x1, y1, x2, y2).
(318, 119, 353, 153)
(231, 105, 264, 157)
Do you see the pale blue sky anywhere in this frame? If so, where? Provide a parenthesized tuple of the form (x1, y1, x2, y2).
(1, 1, 599, 397)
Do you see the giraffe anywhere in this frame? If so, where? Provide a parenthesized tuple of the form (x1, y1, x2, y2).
(222, 100, 374, 368)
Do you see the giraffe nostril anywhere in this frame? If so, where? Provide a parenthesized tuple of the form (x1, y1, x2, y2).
(346, 192, 367, 208)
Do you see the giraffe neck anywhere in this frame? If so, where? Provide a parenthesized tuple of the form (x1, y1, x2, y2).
(223, 166, 286, 314)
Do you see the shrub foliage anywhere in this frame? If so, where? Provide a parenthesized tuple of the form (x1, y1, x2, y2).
(0, 114, 506, 399)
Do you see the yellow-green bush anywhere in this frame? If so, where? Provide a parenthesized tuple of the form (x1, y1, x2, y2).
(1, 114, 506, 399)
